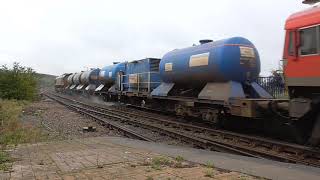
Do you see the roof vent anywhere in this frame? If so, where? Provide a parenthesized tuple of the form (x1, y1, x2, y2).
(303, 0, 320, 4)
(113, 62, 120, 64)
(199, 39, 213, 45)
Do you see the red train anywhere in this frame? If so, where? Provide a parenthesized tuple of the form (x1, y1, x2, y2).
(283, 1, 320, 145)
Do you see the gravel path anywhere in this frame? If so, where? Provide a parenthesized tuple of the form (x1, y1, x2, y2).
(21, 96, 122, 140)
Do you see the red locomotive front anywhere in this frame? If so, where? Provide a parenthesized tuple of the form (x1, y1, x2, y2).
(283, 5, 320, 98)
(283, 3, 320, 145)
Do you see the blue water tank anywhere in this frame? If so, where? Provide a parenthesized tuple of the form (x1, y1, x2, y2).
(159, 37, 260, 84)
(99, 62, 126, 84)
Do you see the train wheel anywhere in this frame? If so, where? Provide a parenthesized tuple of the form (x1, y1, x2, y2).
(308, 112, 320, 146)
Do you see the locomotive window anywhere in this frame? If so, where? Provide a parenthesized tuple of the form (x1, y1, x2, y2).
(300, 27, 317, 55)
(288, 31, 294, 56)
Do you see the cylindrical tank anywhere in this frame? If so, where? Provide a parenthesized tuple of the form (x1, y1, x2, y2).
(159, 37, 260, 84)
(99, 63, 126, 84)
(80, 71, 92, 85)
(72, 72, 82, 85)
(89, 68, 100, 85)
(55, 75, 65, 86)
(67, 73, 75, 85)
(80, 69, 100, 85)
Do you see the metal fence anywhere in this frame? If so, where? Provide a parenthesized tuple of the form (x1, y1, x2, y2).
(256, 76, 288, 98)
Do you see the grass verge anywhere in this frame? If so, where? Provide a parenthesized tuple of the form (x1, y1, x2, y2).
(0, 99, 45, 171)
(0, 151, 12, 171)
(0, 99, 44, 147)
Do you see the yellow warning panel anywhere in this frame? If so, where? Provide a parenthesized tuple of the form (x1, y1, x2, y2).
(189, 52, 209, 67)
(129, 74, 138, 83)
(240, 46, 255, 58)
(165, 63, 173, 72)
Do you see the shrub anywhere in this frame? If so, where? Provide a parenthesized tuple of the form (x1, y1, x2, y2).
(0, 62, 37, 101)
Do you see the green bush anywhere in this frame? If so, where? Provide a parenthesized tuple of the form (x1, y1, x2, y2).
(0, 62, 37, 101)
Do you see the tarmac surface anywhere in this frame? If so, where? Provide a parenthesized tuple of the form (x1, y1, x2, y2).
(1, 136, 320, 180)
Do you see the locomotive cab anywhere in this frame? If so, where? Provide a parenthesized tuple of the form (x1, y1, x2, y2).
(283, 6, 320, 98)
(283, 5, 320, 145)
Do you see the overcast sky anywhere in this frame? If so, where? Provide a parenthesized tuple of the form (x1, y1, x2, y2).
(0, 0, 309, 75)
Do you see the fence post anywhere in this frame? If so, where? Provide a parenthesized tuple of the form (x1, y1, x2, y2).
(148, 72, 151, 93)
(137, 74, 139, 92)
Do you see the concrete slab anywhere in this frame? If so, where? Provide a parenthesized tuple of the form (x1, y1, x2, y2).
(1, 136, 261, 180)
(102, 136, 320, 180)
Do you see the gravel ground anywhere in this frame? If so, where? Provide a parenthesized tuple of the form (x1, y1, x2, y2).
(49, 93, 201, 147)
(21, 96, 123, 140)
(21, 94, 187, 145)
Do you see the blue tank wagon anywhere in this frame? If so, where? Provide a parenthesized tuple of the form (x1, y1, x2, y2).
(159, 37, 260, 84)
(150, 37, 272, 121)
(95, 62, 126, 92)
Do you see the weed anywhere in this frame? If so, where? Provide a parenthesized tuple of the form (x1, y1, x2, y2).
(151, 156, 171, 170)
(204, 168, 215, 178)
(0, 163, 11, 172)
(0, 151, 12, 171)
(0, 151, 11, 164)
(205, 161, 215, 169)
(151, 163, 161, 170)
(239, 176, 248, 180)
(175, 155, 184, 162)
(146, 176, 153, 180)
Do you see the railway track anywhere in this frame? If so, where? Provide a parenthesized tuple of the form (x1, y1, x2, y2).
(43, 93, 153, 142)
(44, 92, 320, 168)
